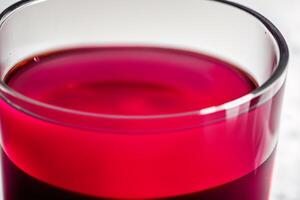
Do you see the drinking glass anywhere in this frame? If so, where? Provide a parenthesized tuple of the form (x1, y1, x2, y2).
(0, 0, 288, 200)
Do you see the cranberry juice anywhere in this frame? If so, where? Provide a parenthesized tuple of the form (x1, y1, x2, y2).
(0, 47, 279, 200)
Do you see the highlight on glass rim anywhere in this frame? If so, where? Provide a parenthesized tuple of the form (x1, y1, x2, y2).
(0, 0, 290, 200)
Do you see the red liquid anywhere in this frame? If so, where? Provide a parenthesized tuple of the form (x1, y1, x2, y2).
(1, 149, 275, 200)
(5, 47, 256, 115)
(0, 47, 280, 200)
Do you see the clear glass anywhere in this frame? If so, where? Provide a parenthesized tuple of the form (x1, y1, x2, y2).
(0, 0, 288, 200)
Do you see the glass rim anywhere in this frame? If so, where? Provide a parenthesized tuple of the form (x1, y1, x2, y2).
(0, 0, 289, 121)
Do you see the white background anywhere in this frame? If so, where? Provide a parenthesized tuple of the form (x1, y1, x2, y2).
(1, 0, 300, 200)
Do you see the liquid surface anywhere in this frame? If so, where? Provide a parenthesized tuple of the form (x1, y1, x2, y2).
(0, 47, 279, 200)
(5, 47, 256, 115)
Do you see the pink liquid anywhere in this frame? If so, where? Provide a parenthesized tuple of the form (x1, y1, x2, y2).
(0, 47, 280, 200)
(5, 47, 256, 115)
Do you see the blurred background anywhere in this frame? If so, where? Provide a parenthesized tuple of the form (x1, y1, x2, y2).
(0, 0, 299, 200)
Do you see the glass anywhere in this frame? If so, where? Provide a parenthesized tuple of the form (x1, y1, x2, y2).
(0, 0, 288, 200)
